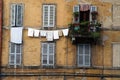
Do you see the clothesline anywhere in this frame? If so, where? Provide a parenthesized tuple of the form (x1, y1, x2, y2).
(28, 28, 69, 41)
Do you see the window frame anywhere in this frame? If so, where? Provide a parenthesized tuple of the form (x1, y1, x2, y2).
(41, 42, 55, 67)
(43, 4, 56, 28)
(77, 44, 91, 67)
(9, 43, 22, 68)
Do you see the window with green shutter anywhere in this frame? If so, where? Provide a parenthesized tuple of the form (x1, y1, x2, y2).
(41, 42, 55, 66)
(9, 43, 22, 68)
(10, 4, 23, 27)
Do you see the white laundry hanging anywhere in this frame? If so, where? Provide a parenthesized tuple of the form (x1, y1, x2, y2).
(34, 29, 40, 37)
(62, 29, 69, 36)
(53, 30, 59, 39)
(40, 30, 47, 37)
(28, 28, 34, 37)
(46, 31, 53, 41)
(11, 27, 23, 44)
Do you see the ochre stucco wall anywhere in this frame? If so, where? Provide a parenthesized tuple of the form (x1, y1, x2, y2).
(2, 0, 120, 80)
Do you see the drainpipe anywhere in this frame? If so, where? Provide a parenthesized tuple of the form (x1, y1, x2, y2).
(0, 0, 3, 80)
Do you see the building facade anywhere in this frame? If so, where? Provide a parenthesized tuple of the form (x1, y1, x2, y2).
(1, 0, 120, 80)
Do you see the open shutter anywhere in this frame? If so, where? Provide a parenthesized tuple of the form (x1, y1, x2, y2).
(73, 5, 79, 12)
(42, 43, 48, 65)
(43, 5, 49, 27)
(73, 5, 80, 23)
(49, 43, 55, 65)
(49, 5, 55, 27)
(90, 6, 97, 12)
(90, 6, 97, 21)
(10, 4, 16, 26)
(16, 4, 23, 26)
(9, 43, 15, 65)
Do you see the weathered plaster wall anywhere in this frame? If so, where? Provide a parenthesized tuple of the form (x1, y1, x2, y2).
(2, 0, 120, 80)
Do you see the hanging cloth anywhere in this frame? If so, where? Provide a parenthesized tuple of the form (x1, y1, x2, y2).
(46, 31, 53, 41)
(62, 29, 69, 36)
(80, 4, 90, 11)
(34, 29, 40, 37)
(40, 30, 47, 37)
(11, 27, 23, 44)
(53, 30, 59, 39)
(28, 28, 34, 37)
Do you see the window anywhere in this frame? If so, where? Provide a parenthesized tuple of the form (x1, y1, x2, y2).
(9, 43, 22, 68)
(43, 5, 55, 27)
(10, 4, 23, 27)
(73, 5, 97, 23)
(113, 43, 120, 67)
(77, 44, 91, 67)
(41, 42, 55, 66)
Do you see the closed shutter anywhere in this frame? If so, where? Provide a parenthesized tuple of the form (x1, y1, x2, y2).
(49, 5, 55, 27)
(78, 45, 84, 66)
(9, 43, 22, 68)
(9, 43, 15, 65)
(84, 44, 90, 66)
(78, 44, 91, 67)
(113, 44, 120, 67)
(49, 43, 55, 65)
(43, 5, 49, 27)
(42, 43, 48, 65)
(16, 4, 23, 26)
(43, 5, 55, 27)
(42, 43, 55, 66)
(16, 44, 22, 65)
(10, 4, 16, 26)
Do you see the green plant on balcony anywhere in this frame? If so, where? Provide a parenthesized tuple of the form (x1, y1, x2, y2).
(73, 12, 79, 17)
(69, 21, 101, 37)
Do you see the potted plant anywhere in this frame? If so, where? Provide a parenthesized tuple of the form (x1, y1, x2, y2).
(73, 12, 79, 17)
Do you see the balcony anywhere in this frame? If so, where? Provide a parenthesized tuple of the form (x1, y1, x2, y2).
(69, 21, 102, 44)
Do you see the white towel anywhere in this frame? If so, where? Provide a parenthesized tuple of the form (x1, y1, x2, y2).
(10, 27, 23, 44)
(28, 28, 34, 37)
(54, 30, 59, 39)
(40, 30, 46, 37)
(34, 29, 40, 37)
(62, 29, 69, 36)
(46, 31, 53, 41)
